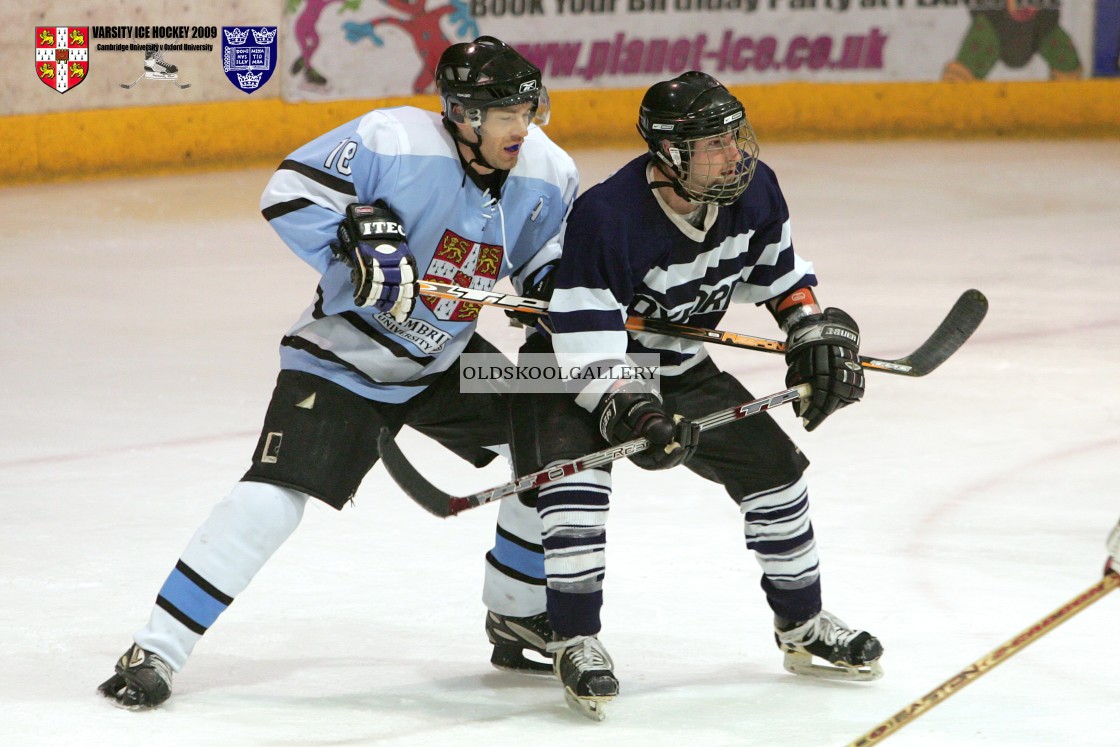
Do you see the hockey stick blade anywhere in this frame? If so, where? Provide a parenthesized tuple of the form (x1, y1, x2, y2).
(378, 385, 809, 519)
(417, 280, 987, 377)
(859, 289, 988, 377)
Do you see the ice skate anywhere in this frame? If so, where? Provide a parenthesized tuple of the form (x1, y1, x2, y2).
(145, 49, 178, 76)
(547, 635, 618, 721)
(485, 610, 553, 675)
(97, 643, 173, 709)
(121, 50, 190, 89)
(775, 610, 883, 682)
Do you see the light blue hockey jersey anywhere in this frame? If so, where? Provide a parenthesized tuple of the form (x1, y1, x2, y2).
(260, 106, 578, 404)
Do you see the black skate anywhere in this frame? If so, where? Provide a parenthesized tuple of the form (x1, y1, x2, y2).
(97, 643, 173, 709)
(145, 50, 178, 75)
(486, 610, 553, 675)
(121, 50, 189, 89)
(547, 635, 618, 721)
(775, 610, 883, 682)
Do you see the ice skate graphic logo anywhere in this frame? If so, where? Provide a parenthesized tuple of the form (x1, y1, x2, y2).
(222, 26, 278, 94)
(35, 26, 89, 94)
(120, 49, 191, 90)
(421, 230, 504, 322)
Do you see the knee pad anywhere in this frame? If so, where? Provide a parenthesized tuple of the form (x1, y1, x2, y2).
(178, 481, 308, 595)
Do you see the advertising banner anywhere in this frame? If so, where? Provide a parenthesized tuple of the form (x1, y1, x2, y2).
(281, 0, 1095, 101)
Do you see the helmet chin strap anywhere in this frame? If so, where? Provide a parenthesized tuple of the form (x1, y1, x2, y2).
(443, 118, 510, 192)
(649, 158, 698, 205)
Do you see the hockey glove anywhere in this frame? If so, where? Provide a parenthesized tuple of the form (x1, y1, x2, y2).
(506, 260, 557, 328)
(784, 308, 864, 432)
(331, 201, 418, 322)
(596, 384, 699, 470)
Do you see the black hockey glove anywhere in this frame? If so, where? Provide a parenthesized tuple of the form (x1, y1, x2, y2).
(784, 308, 865, 431)
(506, 260, 557, 328)
(596, 384, 700, 470)
(331, 201, 418, 322)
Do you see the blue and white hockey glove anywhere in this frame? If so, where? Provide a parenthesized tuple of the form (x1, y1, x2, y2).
(784, 307, 864, 431)
(332, 201, 418, 322)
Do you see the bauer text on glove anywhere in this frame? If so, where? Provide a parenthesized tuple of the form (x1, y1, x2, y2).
(784, 308, 865, 431)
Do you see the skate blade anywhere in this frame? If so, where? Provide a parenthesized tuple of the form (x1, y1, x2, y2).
(563, 687, 611, 721)
(782, 650, 884, 682)
(489, 643, 554, 676)
(97, 683, 159, 711)
(490, 660, 554, 676)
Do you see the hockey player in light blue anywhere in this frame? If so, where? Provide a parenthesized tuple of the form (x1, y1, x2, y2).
(99, 36, 577, 710)
(482, 72, 883, 720)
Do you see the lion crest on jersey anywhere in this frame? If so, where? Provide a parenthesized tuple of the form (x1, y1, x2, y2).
(422, 230, 504, 321)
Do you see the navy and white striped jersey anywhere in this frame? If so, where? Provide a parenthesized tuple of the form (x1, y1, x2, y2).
(548, 154, 816, 412)
(260, 106, 578, 404)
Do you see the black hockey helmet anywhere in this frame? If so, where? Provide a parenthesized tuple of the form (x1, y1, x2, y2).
(637, 71, 758, 205)
(437, 36, 549, 130)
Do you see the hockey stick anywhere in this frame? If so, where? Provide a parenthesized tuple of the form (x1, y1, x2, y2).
(846, 566, 1120, 747)
(119, 74, 144, 89)
(418, 280, 988, 377)
(378, 384, 810, 518)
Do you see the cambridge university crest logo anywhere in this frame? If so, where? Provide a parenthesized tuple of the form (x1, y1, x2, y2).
(421, 230, 505, 322)
(35, 26, 89, 94)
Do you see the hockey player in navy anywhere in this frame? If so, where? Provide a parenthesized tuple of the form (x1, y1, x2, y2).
(98, 36, 578, 709)
(482, 71, 883, 719)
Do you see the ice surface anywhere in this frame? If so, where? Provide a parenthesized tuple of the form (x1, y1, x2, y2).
(1, 140, 1117, 746)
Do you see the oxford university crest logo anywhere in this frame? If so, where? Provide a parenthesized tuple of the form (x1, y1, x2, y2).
(35, 26, 89, 94)
(222, 26, 278, 94)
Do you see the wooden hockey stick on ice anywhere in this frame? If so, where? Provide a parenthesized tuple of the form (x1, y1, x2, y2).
(846, 565, 1120, 746)
(419, 280, 988, 378)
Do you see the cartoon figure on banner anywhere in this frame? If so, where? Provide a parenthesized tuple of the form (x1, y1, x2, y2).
(223, 26, 280, 94)
(286, 0, 474, 92)
(942, 1, 1082, 81)
(286, 0, 353, 88)
(35, 26, 89, 94)
(343, 0, 479, 93)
